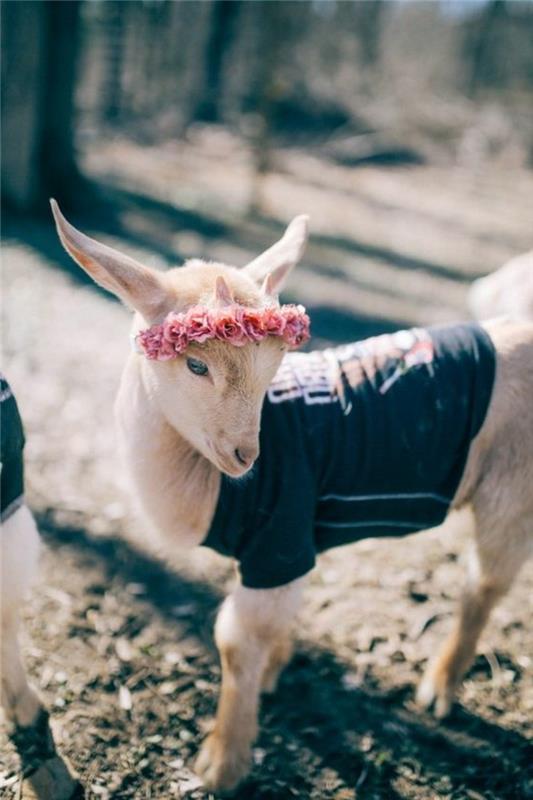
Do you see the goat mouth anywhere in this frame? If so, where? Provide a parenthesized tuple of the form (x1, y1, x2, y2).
(218, 457, 252, 478)
(222, 464, 250, 478)
(210, 445, 253, 478)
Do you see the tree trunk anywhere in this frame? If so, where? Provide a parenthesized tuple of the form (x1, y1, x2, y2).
(466, 0, 508, 96)
(1, 1, 47, 211)
(39, 0, 83, 206)
(1, 0, 82, 213)
(246, 1, 288, 212)
(101, 1, 126, 124)
(356, 0, 384, 69)
(193, 0, 242, 124)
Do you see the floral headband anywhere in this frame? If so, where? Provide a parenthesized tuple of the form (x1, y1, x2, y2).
(135, 303, 311, 361)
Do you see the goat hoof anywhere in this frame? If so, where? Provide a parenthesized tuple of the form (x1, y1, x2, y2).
(9, 708, 55, 760)
(10, 709, 84, 799)
(416, 669, 455, 719)
(195, 732, 251, 793)
(20, 754, 83, 800)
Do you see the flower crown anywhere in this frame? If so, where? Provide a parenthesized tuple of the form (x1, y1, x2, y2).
(135, 303, 311, 361)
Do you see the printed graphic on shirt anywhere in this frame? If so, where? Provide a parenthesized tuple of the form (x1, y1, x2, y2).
(338, 328, 435, 398)
(267, 328, 435, 411)
(206, 323, 497, 589)
(267, 350, 337, 405)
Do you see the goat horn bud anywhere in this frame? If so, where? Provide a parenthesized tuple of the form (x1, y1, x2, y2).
(214, 275, 234, 307)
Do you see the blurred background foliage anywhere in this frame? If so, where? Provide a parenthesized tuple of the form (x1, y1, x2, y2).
(3, 0, 533, 212)
(2, 0, 533, 336)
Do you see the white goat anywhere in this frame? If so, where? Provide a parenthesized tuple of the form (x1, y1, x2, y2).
(1, 382, 80, 798)
(24, 201, 532, 793)
(468, 249, 533, 321)
(1, 507, 41, 729)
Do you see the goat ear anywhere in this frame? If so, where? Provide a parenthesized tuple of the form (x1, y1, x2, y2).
(50, 199, 171, 322)
(244, 215, 309, 295)
(214, 275, 234, 307)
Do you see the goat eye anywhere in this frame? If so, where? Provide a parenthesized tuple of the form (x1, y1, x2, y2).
(186, 357, 209, 376)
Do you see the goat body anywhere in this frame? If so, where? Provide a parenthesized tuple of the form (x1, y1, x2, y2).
(469, 249, 533, 321)
(201, 323, 496, 589)
(0, 378, 82, 798)
(45, 204, 533, 791)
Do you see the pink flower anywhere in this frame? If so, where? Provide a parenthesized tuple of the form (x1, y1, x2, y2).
(158, 337, 181, 360)
(184, 306, 214, 343)
(212, 306, 247, 345)
(136, 301, 311, 360)
(241, 309, 266, 342)
(137, 326, 177, 360)
(282, 305, 310, 347)
(262, 306, 286, 337)
(163, 313, 189, 353)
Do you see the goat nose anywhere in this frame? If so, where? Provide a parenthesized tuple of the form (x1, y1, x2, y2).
(234, 445, 258, 468)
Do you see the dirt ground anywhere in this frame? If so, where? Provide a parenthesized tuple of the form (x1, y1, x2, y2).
(1, 143, 532, 799)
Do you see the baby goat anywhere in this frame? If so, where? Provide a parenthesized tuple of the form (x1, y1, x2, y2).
(468, 249, 533, 321)
(1, 376, 80, 799)
(51, 201, 533, 793)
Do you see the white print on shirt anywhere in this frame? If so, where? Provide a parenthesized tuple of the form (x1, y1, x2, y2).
(268, 351, 337, 405)
(267, 328, 435, 408)
(379, 339, 434, 395)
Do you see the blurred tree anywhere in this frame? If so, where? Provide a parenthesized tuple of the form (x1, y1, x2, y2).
(101, 1, 126, 124)
(463, 0, 533, 96)
(1, 0, 82, 213)
(193, 0, 242, 123)
(465, 0, 508, 96)
(355, 0, 384, 69)
(245, 1, 292, 210)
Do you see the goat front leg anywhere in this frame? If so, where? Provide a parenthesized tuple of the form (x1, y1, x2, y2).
(1, 610, 43, 729)
(196, 578, 303, 793)
(1, 507, 82, 800)
(1, 506, 43, 729)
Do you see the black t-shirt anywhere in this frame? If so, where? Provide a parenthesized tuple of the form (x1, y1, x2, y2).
(203, 323, 496, 589)
(1, 375, 25, 522)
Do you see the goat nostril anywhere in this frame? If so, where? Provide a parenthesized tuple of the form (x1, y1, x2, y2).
(235, 448, 248, 466)
(234, 444, 259, 468)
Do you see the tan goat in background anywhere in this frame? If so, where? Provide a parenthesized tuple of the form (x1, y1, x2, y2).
(468, 249, 533, 321)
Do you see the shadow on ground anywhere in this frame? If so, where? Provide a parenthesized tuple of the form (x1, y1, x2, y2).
(34, 513, 533, 800)
(3, 182, 439, 345)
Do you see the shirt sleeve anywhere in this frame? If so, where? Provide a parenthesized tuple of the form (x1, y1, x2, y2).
(1, 380, 26, 522)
